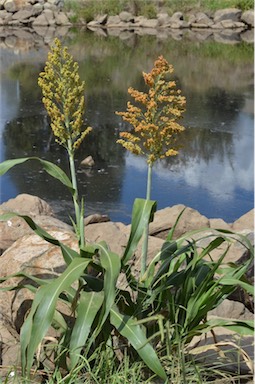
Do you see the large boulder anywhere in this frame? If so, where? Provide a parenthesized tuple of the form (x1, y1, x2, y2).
(232, 209, 254, 232)
(0, 230, 78, 329)
(148, 204, 209, 239)
(0, 193, 54, 216)
(214, 8, 242, 23)
(0, 194, 72, 252)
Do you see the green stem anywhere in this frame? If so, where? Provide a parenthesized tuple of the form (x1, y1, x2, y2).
(67, 138, 85, 248)
(141, 162, 152, 279)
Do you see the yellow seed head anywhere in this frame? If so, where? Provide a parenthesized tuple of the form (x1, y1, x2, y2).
(116, 55, 186, 165)
(38, 38, 92, 151)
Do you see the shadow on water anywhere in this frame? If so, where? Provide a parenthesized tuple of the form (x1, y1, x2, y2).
(0, 28, 254, 224)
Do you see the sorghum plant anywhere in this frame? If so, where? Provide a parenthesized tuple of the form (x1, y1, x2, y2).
(38, 38, 92, 247)
(116, 56, 186, 276)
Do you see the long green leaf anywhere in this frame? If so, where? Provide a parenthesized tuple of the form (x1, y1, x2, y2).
(110, 305, 167, 381)
(97, 241, 121, 326)
(21, 257, 91, 376)
(122, 198, 157, 266)
(0, 157, 74, 193)
(70, 291, 104, 369)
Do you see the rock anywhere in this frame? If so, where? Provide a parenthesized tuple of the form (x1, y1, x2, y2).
(214, 8, 242, 23)
(209, 218, 232, 230)
(54, 11, 70, 25)
(0, 230, 78, 325)
(11, 9, 33, 21)
(106, 15, 121, 26)
(241, 29, 254, 43)
(0, 313, 20, 377)
(220, 20, 246, 29)
(84, 213, 110, 225)
(85, 221, 128, 256)
(209, 299, 253, 321)
(119, 11, 134, 22)
(95, 13, 107, 24)
(0, 214, 72, 252)
(32, 11, 48, 25)
(194, 11, 214, 26)
(0, 194, 72, 252)
(213, 30, 241, 44)
(0, 193, 54, 216)
(170, 11, 184, 21)
(43, 8, 55, 25)
(4, 0, 18, 12)
(157, 12, 171, 27)
(241, 10, 254, 27)
(149, 204, 209, 239)
(232, 209, 254, 232)
(80, 155, 95, 167)
(188, 326, 254, 375)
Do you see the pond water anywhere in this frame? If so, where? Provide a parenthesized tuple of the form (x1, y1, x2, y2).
(0, 29, 254, 225)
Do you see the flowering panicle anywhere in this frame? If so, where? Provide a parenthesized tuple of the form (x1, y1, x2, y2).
(38, 38, 92, 151)
(116, 55, 186, 165)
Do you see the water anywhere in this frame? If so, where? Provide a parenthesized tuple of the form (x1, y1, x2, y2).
(0, 29, 254, 225)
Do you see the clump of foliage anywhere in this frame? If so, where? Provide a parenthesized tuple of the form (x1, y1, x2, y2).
(0, 39, 253, 383)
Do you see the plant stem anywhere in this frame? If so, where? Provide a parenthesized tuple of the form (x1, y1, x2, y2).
(67, 138, 85, 248)
(141, 162, 152, 279)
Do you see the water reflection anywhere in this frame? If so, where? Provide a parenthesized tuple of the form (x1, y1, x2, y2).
(0, 30, 253, 224)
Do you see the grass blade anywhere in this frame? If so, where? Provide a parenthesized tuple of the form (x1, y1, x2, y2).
(110, 305, 167, 381)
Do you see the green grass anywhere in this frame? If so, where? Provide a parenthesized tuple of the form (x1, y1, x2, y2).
(64, 0, 254, 21)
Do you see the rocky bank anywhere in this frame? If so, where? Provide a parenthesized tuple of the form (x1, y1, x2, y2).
(0, 0, 254, 44)
(0, 194, 254, 379)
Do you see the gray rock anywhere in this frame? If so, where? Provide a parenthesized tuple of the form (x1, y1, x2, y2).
(170, 11, 184, 21)
(241, 10, 254, 27)
(209, 299, 253, 321)
(139, 18, 158, 29)
(119, 11, 134, 22)
(32, 3, 43, 16)
(157, 12, 171, 26)
(214, 8, 242, 23)
(220, 19, 247, 29)
(241, 29, 254, 43)
(12, 9, 34, 20)
(54, 11, 71, 25)
(43, 8, 55, 25)
(214, 30, 242, 44)
(106, 15, 121, 25)
(194, 11, 214, 26)
(95, 13, 107, 24)
(4, 0, 17, 12)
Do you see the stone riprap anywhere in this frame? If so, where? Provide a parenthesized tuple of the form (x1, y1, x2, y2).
(0, 0, 254, 31)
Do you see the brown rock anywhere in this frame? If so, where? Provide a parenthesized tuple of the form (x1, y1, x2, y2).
(0, 193, 54, 216)
(85, 221, 127, 256)
(232, 209, 254, 232)
(0, 230, 78, 325)
(149, 204, 209, 239)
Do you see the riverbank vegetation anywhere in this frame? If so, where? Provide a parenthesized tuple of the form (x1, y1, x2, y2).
(64, 0, 254, 22)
